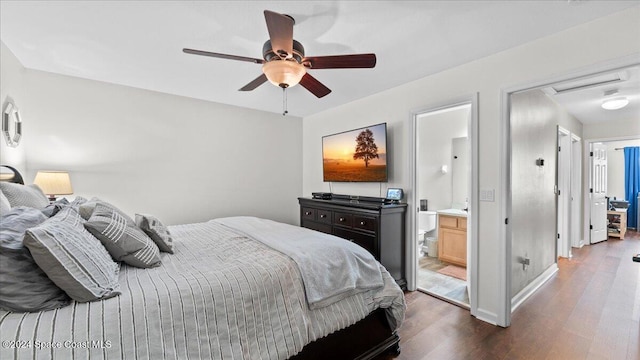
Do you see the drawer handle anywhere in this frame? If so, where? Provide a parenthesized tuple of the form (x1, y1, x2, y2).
(305, 211, 312, 216)
(360, 221, 366, 226)
(320, 214, 326, 218)
(339, 217, 346, 222)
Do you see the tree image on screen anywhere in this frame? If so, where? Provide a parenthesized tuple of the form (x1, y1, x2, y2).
(353, 129, 379, 167)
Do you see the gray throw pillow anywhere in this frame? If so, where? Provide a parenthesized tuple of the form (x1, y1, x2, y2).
(0, 190, 10, 215)
(24, 207, 121, 302)
(0, 182, 49, 209)
(85, 203, 161, 268)
(0, 207, 71, 312)
(69, 196, 88, 209)
(78, 197, 113, 220)
(41, 197, 70, 218)
(135, 214, 174, 253)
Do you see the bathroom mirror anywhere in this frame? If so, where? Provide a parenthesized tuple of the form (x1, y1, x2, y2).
(2, 100, 22, 148)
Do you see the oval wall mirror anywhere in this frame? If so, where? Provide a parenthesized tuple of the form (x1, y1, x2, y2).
(2, 100, 22, 148)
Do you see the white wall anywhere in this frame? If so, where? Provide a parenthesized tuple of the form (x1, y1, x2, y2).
(583, 117, 640, 140)
(606, 139, 640, 201)
(12, 67, 303, 225)
(302, 8, 640, 324)
(417, 106, 469, 211)
(0, 42, 27, 172)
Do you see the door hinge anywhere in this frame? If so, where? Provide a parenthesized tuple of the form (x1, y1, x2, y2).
(590, 224, 593, 230)
(590, 151, 593, 156)
(558, 233, 560, 239)
(558, 146, 561, 152)
(590, 188, 593, 193)
(505, 218, 509, 225)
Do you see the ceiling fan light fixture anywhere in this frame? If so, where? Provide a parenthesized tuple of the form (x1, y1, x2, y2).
(601, 96, 629, 110)
(262, 60, 306, 88)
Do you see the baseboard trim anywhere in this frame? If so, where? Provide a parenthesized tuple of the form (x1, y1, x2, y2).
(511, 264, 558, 313)
(473, 307, 498, 326)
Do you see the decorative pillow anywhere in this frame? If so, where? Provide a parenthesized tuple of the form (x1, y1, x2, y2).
(24, 207, 121, 302)
(135, 214, 174, 253)
(41, 197, 70, 218)
(0, 190, 10, 215)
(85, 203, 161, 268)
(69, 196, 88, 209)
(0, 207, 71, 312)
(78, 197, 112, 220)
(0, 182, 49, 209)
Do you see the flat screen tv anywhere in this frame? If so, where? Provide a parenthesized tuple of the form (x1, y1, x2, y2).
(322, 123, 388, 182)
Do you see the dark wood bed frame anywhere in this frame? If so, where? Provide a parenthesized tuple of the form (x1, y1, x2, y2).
(291, 307, 400, 360)
(0, 164, 401, 360)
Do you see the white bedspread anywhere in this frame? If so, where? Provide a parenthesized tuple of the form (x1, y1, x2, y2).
(214, 216, 384, 309)
(0, 218, 405, 360)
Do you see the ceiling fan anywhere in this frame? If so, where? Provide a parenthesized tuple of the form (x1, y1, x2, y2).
(183, 10, 376, 99)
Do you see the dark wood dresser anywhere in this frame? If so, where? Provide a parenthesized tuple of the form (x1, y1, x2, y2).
(298, 197, 407, 289)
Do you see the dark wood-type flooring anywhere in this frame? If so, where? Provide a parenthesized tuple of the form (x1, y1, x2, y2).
(378, 230, 640, 360)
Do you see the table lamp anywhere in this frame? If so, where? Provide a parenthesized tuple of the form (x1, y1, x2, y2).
(33, 171, 73, 201)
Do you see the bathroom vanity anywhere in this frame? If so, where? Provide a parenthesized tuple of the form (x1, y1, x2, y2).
(437, 210, 467, 267)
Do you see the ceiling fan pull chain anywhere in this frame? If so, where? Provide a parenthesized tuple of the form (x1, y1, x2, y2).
(282, 87, 288, 116)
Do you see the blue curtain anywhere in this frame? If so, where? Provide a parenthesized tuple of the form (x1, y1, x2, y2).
(624, 146, 640, 229)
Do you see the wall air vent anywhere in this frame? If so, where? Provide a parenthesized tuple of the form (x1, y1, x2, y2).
(542, 70, 629, 96)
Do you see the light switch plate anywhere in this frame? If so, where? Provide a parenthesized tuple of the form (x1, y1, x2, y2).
(480, 189, 495, 202)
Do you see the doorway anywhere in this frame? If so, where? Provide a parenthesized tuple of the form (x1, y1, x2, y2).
(409, 95, 478, 312)
(501, 59, 640, 327)
(586, 137, 640, 244)
(557, 126, 581, 259)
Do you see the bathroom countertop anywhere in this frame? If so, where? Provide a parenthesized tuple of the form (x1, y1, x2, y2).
(437, 209, 468, 217)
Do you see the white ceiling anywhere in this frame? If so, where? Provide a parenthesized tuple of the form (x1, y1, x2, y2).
(1, 1, 639, 118)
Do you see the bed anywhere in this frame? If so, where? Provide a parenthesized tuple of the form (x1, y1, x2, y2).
(0, 166, 405, 359)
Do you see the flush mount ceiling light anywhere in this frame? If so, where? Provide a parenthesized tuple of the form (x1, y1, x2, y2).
(601, 89, 629, 110)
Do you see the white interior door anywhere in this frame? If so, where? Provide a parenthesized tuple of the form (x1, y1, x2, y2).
(590, 143, 608, 244)
(557, 127, 571, 258)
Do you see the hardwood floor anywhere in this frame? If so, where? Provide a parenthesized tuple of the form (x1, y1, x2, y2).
(379, 230, 640, 360)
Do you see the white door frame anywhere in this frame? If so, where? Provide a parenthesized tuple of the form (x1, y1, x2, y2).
(557, 126, 571, 259)
(571, 133, 583, 249)
(499, 55, 640, 327)
(408, 93, 478, 316)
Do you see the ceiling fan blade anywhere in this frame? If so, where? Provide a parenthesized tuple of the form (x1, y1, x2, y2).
(302, 54, 376, 69)
(264, 10, 294, 58)
(183, 48, 264, 64)
(299, 73, 331, 98)
(239, 74, 268, 91)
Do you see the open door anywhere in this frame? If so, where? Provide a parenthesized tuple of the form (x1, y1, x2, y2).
(590, 143, 608, 244)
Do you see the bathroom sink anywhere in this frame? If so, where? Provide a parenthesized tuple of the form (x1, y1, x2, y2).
(437, 208, 468, 217)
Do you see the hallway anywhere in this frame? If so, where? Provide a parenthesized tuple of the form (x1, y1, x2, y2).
(380, 231, 640, 359)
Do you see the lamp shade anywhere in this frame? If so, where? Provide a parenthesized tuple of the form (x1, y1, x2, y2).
(33, 171, 73, 197)
(262, 60, 306, 88)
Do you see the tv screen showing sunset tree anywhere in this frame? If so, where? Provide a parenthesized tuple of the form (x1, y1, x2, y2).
(322, 123, 388, 182)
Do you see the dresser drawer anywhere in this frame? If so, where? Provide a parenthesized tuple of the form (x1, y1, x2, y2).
(333, 228, 377, 257)
(302, 207, 316, 221)
(353, 215, 377, 232)
(334, 212, 354, 227)
(317, 209, 332, 224)
(302, 220, 331, 234)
